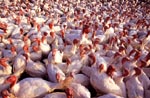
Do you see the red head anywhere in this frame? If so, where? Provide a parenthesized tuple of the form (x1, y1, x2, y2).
(69, 71, 75, 78)
(23, 44, 29, 53)
(103, 44, 109, 50)
(99, 64, 104, 73)
(120, 39, 126, 45)
(43, 32, 48, 36)
(1, 89, 9, 98)
(109, 37, 114, 45)
(10, 46, 16, 54)
(88, 53, 96, 66)
(106, 65, 116, 78)
(134, 51, 141, 61)
(128, 49, 137, 57)
(52, 49, 57, 57)
(63, 24, 67, 29)
(37, 24, 40, 32)
(60, 30, 65, 39)
(49, 22, 54, 29)
(32, 45, 39, 52)
(122, 67, 129, 77)
(41, 36, 46, 43)
(104, 26, 108, 31)
(0, 34, 3, 40)
(79, 44, 84, 51)
(80, 50, 86, 58)
(119, 31, 125, 37)
(63, 39, 71, 46)
(23, 35, 28, 42)
(33, 38, 41, 45)
(0, 58, 9, 68)
(16, 16, 21, 25)
(132, 34, 138, 39)
(3, 28, 7, 34)
(65, 88, 73, 98)
(94, 23, 98, 30)
(20, 28, 24, 34)
(127, 38, 131, 44)
(114, 52, 122, 58)
(50, 31, 55, 39)
(119, 46, 125, 52)
(121, 57, 130, 65)
(73, 39, 79, 45)
(4, 75, 17, 88)
(84, 46, 90, 52)
(82, 25, 89, 34)
(93, 38, 100, 46)
(134, 67, 141, 76)
(139, 60, 146, 68)
(8, 38, 13, 44)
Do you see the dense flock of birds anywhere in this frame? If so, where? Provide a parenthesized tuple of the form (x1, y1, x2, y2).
(0, 0, 150, 98)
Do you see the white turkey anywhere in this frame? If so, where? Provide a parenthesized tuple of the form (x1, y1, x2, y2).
(25, 53, 47, 78)
(47, 62, 66, 83)
(0, 58, 12, 77)
(65, 83, 91, 98)
(9, 77, 72, 98)
(90, 64, 124, 97)
(13, 54, 26, 78)
(48, 49, 63, 64)
(125, 67, 144, 98)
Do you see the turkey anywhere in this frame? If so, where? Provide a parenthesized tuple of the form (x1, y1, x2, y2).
(10, 77, 72, 98)
(65, 83, 91, 98)
(0, 75, 17, 93)
(90, 65, 124, 97)
(70, 72, 90, 87)
(63, 39, 79, 59)
(125, 67, 144, 98)
(1, 45, 17, 62)
(13, 54, 26, 78)
(47, 62, 66, 83)
(48, 49, 63, 64)
(25, 53, 47, 78)
(30, 45, 42, 61)
(0, 58, 12, 77)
